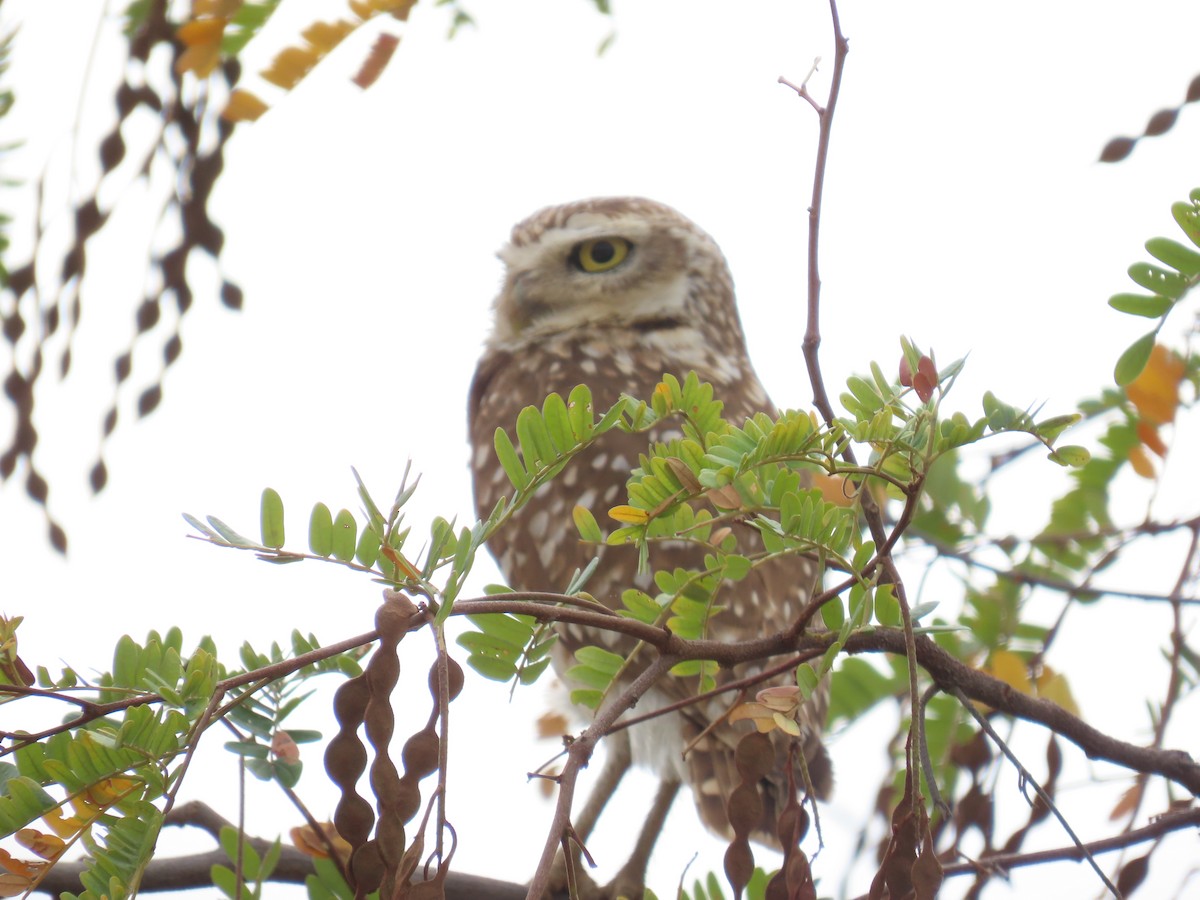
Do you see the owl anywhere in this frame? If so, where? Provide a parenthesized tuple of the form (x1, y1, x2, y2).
(468, 197, 831, 893)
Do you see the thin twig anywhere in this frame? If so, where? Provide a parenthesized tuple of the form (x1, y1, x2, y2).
(950, 687, 1122, 898)
(939, 807, 1200, 877)
(525, 654, 678, 900)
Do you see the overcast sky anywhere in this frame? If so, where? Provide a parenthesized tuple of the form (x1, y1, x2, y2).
(2, 1, 1198, 897)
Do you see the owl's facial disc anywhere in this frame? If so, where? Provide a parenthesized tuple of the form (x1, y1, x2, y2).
(495, 216, 691, 341)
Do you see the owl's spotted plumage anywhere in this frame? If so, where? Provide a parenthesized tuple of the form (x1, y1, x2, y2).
(468, 198, 830, 880)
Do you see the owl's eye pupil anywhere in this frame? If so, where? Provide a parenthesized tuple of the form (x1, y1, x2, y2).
(590, 240, 615, 264)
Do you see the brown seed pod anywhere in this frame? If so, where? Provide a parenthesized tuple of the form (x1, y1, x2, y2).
(401, 728, 441, 781)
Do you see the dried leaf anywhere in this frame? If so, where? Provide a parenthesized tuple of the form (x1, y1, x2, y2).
(353, 33, 400, 89)
(1125, 344, 1184, 424)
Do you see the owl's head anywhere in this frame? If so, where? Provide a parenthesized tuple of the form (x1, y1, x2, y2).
(487, 197, 743, 350)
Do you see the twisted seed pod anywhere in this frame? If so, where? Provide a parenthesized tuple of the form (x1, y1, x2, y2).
(326, 672, 374, 849)
(724, 732, 773, 897)
(365, 595, 421, 893)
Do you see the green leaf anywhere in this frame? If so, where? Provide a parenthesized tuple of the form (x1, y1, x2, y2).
(620, 589, 661, 623)
(211, 865, 240, 900)
(493, 427, 528, 490)
(1145, 236, 1200, 276)
(570, 688, 603, 709)
(260, 488, 285, 548)
(1126, 263, 1188, 299)
(723, 555, 751, 581)
(515, 405, 555, 468)
(1171, 199, 1200, 246)
(464, 613, 534, 648)
(567, 383, 595, 441)
(1113, 331, 1156, 386)
(542, 392, 575, 455)
(224, 740, 269, 759)
(272, 759, 302, 788)
(572, 505, 603, 543)
(182, 512, 224, 542)
(331, 510, 357, 561)
(465, 654, 517, 682)
(875, 583, 900, 626)
(795, 662, 819, 700)
(1049, 444, 1090, 467)
(1107, 292, 1172, 318)
(206, 516, 258, 548)
(573, 645, 624, 674)
(518, 657, 553, 685)
(820, 596, 845, 631)
(309, 503, 334, 557)
(355, 527, 380, 567)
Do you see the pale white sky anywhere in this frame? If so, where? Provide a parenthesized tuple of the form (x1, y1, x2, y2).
(1, 1, 1198, 897)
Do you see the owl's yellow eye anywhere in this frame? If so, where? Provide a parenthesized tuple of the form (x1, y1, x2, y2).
(571, 237, 631, 273)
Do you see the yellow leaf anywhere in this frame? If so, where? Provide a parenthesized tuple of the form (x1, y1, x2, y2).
(174, 18, 226, 77)
(379, 0, 418, 18)
(176, 18, 226, 47)
(1136, 419, 1168, 458)
(608, 505, 649, 524)
(811, 472, 856, 508)
(986, 649, 1031, 695)
(1035, 666, 1079, 716)
(1127, 445, 1156, 479)
(222, 89, 269, 122)
(302, 19, 356, 54)
(728, 701, 776, 732)
(192, 0, 242, 16)
(15, 829, 64, 861)
(772, 712, 801, 737)
(290, 822, 352, 864)
(1125, 343, 1184, 424)
(260, 45, 321, 90)
(41, 807, 88, 838)
(83, 776, 138, 806)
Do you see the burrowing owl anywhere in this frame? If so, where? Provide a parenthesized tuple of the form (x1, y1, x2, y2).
(468, 197, 831, 889)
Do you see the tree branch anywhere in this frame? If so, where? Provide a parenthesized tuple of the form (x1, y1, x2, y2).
(939, 807, 1200, 878)
(453, 596, 1200, 793)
